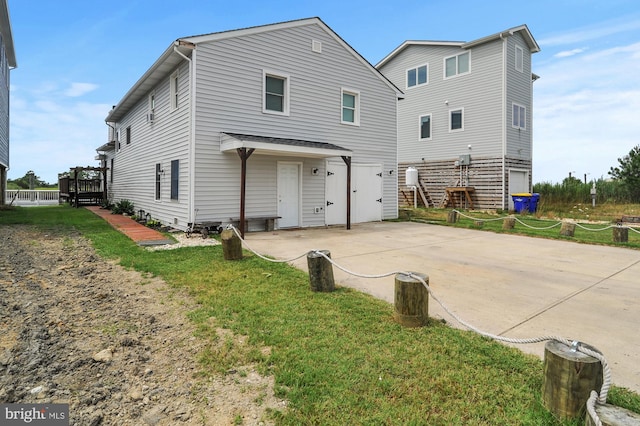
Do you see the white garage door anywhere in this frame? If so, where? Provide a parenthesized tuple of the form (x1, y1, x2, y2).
(325, 161, 382, 225)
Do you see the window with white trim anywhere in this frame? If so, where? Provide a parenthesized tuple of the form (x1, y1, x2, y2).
(341, 89, 360, 126)
(407, 64, 428, 88)
(419, 114, 432, 140)
(170, 70, 179, 110)
(444, 51, 470, 78)
(515, 46, 524, 73)
(512, 103, 526, 130)
(449, 108, 464, 132)
(263, 71, 290, 115)
(147, 92, 155, 123)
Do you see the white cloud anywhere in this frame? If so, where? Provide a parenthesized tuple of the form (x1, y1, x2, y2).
(538, 17, 640, 47)
(554, 48, 587, 58)
(9, 93, 111, 184)
(533, 41, 640, 183)
(64, 82, 99, 97)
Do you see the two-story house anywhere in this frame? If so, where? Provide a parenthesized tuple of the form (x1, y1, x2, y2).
(376, 25, 539, 210)
(100, 18, 401, 235)
(0, 0, 16, 205)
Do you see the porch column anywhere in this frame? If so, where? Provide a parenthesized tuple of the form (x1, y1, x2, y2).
(237, 148, 255, 239)
(342, 156, 351, 230)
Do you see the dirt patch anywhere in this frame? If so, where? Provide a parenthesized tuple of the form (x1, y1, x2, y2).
(0, 225, 286, 425)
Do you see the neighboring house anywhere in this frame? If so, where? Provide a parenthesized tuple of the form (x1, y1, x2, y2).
(376, 25, 540, 210)
(99, 18, 401, 234)
(0, 0, 16, 205)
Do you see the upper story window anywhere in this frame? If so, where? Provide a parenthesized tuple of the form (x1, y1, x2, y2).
(147, 93, 156, 123)
(419, 114, 432, 140)
(116, 129, 121, 151)
(407, 64, 428, 88)
(155, 163, 161, 201)
(512, 103, 526, 130)
(170, 71, 179, 110)
(341, 88, 360, 126)
(515, 46, 524, 73)
(444, 51, 470, 78)
(449, 108, 464, 132)
(263, 70, 290, 115)
(126, 126, 131, 145)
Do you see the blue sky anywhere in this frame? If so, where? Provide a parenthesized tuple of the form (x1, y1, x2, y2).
(6, 0, 640, 185)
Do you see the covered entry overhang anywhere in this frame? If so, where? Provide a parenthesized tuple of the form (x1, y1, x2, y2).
(220, 133, 353, 237)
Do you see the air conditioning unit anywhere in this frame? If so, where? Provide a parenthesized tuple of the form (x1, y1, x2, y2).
(146, 112, 155, 123)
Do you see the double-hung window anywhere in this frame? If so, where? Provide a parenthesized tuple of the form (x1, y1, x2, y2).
(444, 51, 470, 78)
(407, 64, 428, 88)
(512, 103, 526, 130)
(126, 126, 131, 145)
(515, 46, 524, 73)
(449, 108, 464, 132)
(341, 88, 360, 126)
(263, 70, 290, 115)
(170, 71, 179, 110)
(419, 114, 432, 140)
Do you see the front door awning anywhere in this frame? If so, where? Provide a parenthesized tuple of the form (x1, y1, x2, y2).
(221, 132, 352, 158)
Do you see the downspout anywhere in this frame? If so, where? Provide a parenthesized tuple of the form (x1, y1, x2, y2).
(500, 32, 507, 209)
(173, 43, 195, 226)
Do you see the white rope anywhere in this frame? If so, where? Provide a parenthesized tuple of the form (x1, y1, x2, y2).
(453, 209, 639, 235)
(227, 224, 610, 423)
(587, 390, 603, 426)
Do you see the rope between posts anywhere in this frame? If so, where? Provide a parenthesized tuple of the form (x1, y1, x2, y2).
(227, 224, 610, 423)
(453, 209, 640, 234)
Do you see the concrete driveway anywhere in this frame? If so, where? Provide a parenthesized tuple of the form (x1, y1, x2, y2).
(243, 221, 640, 393)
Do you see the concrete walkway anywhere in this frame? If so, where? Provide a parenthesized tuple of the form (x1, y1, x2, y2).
(242, 221, 640, 393)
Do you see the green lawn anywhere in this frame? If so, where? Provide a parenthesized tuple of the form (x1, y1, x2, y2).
(2, 205, 639, 425)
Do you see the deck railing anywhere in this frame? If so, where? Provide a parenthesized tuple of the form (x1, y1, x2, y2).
(5, 190, 60, 206)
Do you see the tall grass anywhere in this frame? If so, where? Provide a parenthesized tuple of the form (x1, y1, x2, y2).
(534, 178, 637, 205)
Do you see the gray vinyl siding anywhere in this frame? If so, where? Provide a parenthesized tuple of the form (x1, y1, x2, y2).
(379, 42, 504, 163)
(110, 60, 191, 228)
(505, 32, 533, 160)
(191, 22, 398, 225)
(0, 40, 9, 168)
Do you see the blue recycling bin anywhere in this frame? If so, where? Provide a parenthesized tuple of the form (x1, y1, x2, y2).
(511, 193, 531, 213)
(529, 193, 540, 213)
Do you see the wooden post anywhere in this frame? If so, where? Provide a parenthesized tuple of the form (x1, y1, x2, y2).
(585, 403, 640, 426)
(394, 272, 429, 327)
(307, 250, 335, 292)
(220, 229, 243, 261)
(542, 340, 603, 420)
(447, 210, 458, 223)
(560, 221, 576, 237)
(613, 227, 628, 243)
(502, 217, 515, 230)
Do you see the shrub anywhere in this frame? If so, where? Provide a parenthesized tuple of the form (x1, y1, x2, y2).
(111, 199, 135, 216)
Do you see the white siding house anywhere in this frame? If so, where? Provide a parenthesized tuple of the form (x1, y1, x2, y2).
(377, 25, 539, 210)
(0, 0, 16, 205)
(101, 18, 401, 233)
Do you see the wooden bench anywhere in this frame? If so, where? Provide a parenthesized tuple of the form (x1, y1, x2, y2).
(618, 215, 640, 225)
(229, 215, 281, 232)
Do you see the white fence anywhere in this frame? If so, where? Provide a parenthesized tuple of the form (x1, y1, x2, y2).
(5, 190, 60, 206)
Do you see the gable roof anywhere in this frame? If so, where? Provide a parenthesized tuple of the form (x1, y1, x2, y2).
(376, 25, 539, 69)
(0, 0, 16, 69)
(106, 17, 402, 123)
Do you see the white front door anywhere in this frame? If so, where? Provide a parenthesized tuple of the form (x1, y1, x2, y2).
(277, 162, 301, 228)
